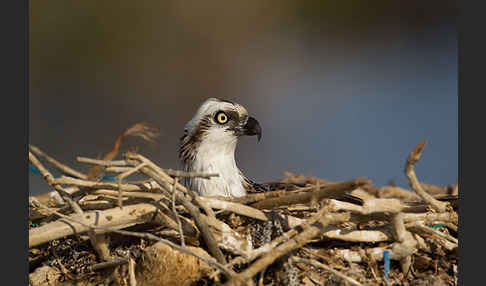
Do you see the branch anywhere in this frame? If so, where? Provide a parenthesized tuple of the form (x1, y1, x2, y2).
(224, 210, 351, 285)
(291, 257, 364, 286)
(405, 140, 448, 212)
(124, 153, 227, 265)
(199, 197, 268, 221)
(30, 145, 87, 180)
(29, 202, 158, 247)
(250, 177, 369, 209)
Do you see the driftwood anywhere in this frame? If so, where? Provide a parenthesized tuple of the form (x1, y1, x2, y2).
(29, 138, 458, 286)
(29, 203, 159, 248)
(250, 177, 369, 209)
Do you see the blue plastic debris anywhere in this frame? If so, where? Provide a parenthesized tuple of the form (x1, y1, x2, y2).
(384, 249, 390, 280)
(29, 166, 42, 176)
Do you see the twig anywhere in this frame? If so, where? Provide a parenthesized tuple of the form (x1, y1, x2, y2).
(85, 122, 159, 179)
(30, 145, 88, 180)
(77, 157, 128, 167)
(29, 200, 159, 247)
(55, 176, 142, 192)
(327, 198, 405, 214)
(391, 213, 414, 276)
(227, 204, 338, 267)
(406, 221, 458, 245)
(86, 159, 218, 179)
(192, 195, 216, 219)
(250, 177, 369, 209)
(117, 163, 148, 208)
(291, 257, 364, 286)
(402, 212, 458, 225)
(105, 166, 134, 173)
(29, 198, 238, 280)
(29, 152, 72, 198)
(172, 177, 186, 247)
(163, 168, 219, 179)
(89, 257, 128, 271)
(405, 140, 448, 212)
(198, 197, 268, 221)
(224, 210, 351, 285)
(128, 257, 137, 286)
(125, 153, 227, 265)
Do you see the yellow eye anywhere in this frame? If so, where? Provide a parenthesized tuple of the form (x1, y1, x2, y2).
(215, 112, 228, 124)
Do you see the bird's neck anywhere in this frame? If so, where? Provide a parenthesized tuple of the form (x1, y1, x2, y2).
(181, 137, 247, 197)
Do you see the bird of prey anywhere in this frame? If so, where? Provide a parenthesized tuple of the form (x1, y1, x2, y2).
(179, 98, 261, 198)
(179, 97, 363, 205)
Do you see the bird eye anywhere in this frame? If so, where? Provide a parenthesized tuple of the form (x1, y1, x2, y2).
(215, 111, 228, 124)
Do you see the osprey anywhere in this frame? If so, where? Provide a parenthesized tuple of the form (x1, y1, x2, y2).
(179, 98, 363, 206)
(179, 98, 261, 198)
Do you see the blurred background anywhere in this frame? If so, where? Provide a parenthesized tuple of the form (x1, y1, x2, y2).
(29, 0, 457, 196)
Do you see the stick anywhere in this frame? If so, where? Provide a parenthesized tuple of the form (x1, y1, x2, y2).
(327, 198, 405, 214)
(405, 141, 448, 212)
(250, 177, 369, 209)
(117, 163, 148, 208)
(128, 257, 137, 286)
(125, 154, 227, 265)
(55, 176, 142, 192)
(30, 199, 237, 280)
(30, 145, 88, 180)
(224, 211, 350, 285)
(172, 177, 186, 247)
(194, 195, 217, 219)
(198, 197, 268, 221)
(77, 157, 128, 166)
(29, 202, 158, 247)
(292, 257, 364, 286)
(89, 258, 128, 271)
(78, 156, 218, 179)
(163, 168, 219, 179)
(64, 196, 112, 262)
(29, 152, 72, 197)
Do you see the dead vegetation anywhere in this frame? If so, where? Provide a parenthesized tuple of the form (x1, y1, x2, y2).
(29, 123, 458, 286)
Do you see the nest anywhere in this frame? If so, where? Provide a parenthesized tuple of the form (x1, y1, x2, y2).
(29, 123, 458, 286)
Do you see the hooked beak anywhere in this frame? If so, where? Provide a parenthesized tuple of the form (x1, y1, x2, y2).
(242, 116, 262, 142)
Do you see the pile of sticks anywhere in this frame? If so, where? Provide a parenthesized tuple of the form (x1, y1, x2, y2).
(28, 140, 458, 286)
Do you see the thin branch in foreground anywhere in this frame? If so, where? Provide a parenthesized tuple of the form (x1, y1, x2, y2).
(29, 152, 72, 198)
(172, 177, 186, 247)
(89, 258, 128, 271)
(117, 163, 148, 208)
(30, 145, 88, 180)
(291, 257, 364, 286)
(224, 210, 351, 285)
(128, 257, 137, 286)
(29, 198, 238, 280)
(77, 157, 128, 167)
(124, 153, 227, 265)
(405, 140, 448, 213)
(250, 177, 369, 209)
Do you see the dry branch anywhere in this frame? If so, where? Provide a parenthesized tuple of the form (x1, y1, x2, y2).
(198, 197, 268, 221)
(250, 177, 369, 209)
(124, 153, 227, 265)
(29, 144, 457, 286)
(292, 257, 364, 286)
(29, 203, 158, 247)
(224, 210, 351, 285)
(405, 141, 448, 212)
(30, 145, 88, 180)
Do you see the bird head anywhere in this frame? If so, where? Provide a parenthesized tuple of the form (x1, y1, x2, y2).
(182, 98, 262, 148)
(179, 98, 261, 197)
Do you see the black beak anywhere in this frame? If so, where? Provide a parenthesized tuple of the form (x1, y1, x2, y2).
(243, 116, 262, 142)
